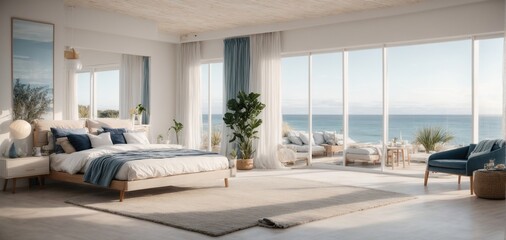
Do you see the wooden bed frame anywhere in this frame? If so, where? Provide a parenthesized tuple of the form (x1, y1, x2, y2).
(31, 118, 236, 202)
(49, 168, 236, 202)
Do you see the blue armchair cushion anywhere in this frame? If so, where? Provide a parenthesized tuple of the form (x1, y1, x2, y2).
(428, 159, 467, 169)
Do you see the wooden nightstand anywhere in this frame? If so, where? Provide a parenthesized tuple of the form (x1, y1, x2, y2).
(0, 156, 49, 193)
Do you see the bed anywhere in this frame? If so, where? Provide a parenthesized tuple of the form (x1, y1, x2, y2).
(33, 119, 235, 202)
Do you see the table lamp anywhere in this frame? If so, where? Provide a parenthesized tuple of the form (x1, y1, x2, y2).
(8, 119, 31, 158)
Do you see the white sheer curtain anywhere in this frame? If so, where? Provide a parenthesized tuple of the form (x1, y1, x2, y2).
(65, 66, 78, 120)
(249, 32, 285, 169)
(176, 42, 201, 149)
(120, 55, 143, 119)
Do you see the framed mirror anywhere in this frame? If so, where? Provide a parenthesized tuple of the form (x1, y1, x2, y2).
(11, 18, 54, 122)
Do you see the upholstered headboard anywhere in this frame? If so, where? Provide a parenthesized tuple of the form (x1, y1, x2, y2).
(32, 119, 86, 147)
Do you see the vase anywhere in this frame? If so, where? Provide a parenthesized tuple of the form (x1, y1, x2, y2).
(132, 114, 143, 125)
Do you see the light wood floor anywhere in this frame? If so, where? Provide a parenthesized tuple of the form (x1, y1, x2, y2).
(1, 168, 505, 240)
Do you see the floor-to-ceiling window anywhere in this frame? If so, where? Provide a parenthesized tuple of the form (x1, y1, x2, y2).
(77, 68, 120, 119)
(388, 40, 472, 155)
(478, 37, 504, 140)
(311, 52, 343, 163)
(279, 36, 503, 171)
(281, 55, 310, 161)
(200, 62, 224, 152)
(348, 48, 383, 168)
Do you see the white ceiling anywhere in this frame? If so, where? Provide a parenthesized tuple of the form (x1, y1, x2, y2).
(64, 0, 426, 36)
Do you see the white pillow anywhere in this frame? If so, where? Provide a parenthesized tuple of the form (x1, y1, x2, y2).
(313, 132, 325, 145)
(287, 131, 303, 145)
(299, 132, 314, 145)
(87, 132, 113, 148)
(324, 131, 337, 145)
(123, 132, 150, 144)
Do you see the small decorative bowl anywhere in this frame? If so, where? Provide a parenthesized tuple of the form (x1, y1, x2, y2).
(495, 164, 505, 170)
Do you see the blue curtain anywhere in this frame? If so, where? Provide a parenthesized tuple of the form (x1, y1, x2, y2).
(221, 37, 250, 156)
(141, 56, 150, 124)
(224, 37, 250, 100)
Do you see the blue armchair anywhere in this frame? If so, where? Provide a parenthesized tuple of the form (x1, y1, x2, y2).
(424, 143, 506, 194)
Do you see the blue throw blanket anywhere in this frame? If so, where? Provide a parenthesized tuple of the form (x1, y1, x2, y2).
(84, 149, 217, 187)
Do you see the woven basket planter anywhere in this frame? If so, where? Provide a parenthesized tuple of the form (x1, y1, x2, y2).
(236, 159, 254, 170)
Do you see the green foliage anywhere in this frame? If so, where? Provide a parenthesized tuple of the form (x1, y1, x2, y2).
(229, 148, 237, 159)
(98, 109, 119, 118)
(415, 126, 454, 153)
(78, 105, 118, 119)
(13, 79, 52, 123)
(135, 104, 146, 114)
(169, 119, 184, 144)
(223, 91, 265, 159)
(239, 139, 255, 159)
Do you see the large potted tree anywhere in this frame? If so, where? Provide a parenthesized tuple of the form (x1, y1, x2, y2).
(223, 91, 265, 170)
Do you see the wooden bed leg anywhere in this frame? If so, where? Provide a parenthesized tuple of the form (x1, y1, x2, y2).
(424, 170, 429, 186)
(119, 190, 125, 202)
(458, 175, 461, 184)
(224, 178, 229, 188)
(2, 179, 7, 191)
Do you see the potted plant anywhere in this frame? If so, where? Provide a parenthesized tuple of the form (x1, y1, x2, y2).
(130, 104, 146, 125)
(168, 119, 183, 145)
(415, 126, 454, 153)
(223, 91, 265, 170)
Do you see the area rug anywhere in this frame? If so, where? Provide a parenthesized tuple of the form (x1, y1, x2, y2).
(65, 177, 414, 237)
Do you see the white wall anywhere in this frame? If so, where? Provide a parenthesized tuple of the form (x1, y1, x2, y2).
(201, 0, 505, 59)
(78, 49, 122, 67)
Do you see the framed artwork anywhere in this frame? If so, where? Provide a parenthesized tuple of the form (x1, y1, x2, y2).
(11, 18, 54, 122)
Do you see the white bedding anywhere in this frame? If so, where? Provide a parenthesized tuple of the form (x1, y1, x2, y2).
(50, 144, 229, 181)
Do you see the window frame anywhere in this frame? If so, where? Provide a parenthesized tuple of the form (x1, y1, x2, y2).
(77, 64, 120, 119)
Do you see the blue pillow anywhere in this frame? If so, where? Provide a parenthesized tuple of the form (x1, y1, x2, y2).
(67, 134, 92, 152)
(102, 127, 127, 144)
(50, 128, 88, 154)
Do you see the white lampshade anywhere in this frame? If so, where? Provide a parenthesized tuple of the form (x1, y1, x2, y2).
(9, 120, 31, 140)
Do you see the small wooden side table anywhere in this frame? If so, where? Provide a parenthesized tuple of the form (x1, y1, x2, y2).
(0, 156, 49, 193)
(473, 169, 506, 200)
(322, 144, 344, 157)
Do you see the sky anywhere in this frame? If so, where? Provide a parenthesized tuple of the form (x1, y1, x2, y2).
(77, 70, 120, 110)
(281, 38, 503, 115)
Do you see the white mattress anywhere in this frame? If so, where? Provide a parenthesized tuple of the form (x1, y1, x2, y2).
(50, 144, 229, 181)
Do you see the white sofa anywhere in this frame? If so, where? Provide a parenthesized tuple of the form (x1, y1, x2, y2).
(282, 130, 348, 158)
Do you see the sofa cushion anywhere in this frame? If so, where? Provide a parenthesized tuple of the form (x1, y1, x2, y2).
(313, 132, 325, 145)
(346, 147, 378, 155)
(287, 131, 303, 145)
(285, 144, 325, 153)
(299, 132, 314, 145)
(323, 131, 337, 145)
(429, 159, 467, 169)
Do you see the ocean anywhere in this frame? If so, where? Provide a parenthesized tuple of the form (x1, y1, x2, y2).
(202, 114, 502, 145)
